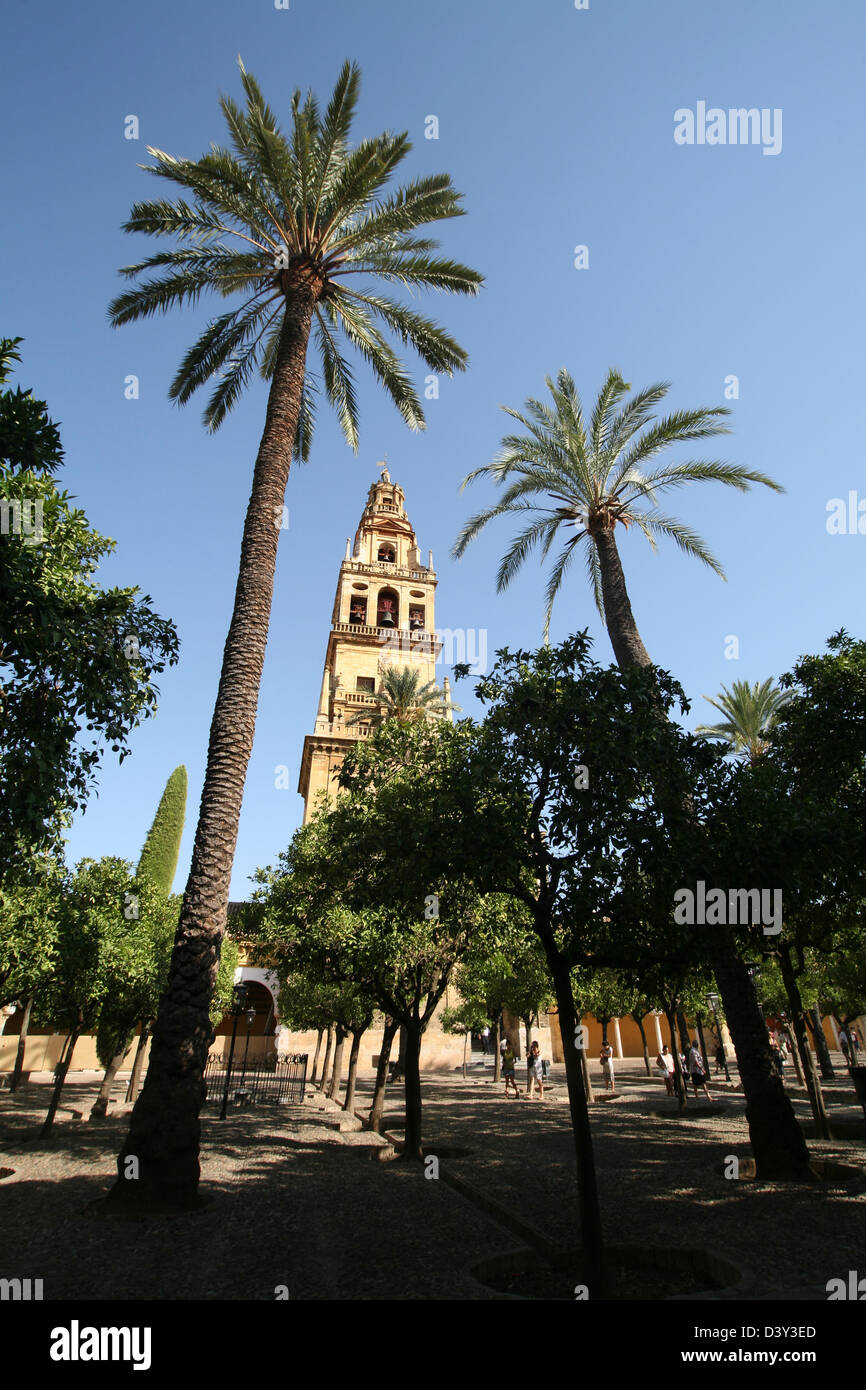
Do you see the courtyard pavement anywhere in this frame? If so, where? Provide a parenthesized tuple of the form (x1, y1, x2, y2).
(1, 1055, 863, 1300)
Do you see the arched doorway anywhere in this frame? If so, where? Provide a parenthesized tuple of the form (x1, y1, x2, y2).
(213, 978, 277, 1058)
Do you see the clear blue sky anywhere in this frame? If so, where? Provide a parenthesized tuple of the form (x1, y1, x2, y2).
(3, 0, 864, 897)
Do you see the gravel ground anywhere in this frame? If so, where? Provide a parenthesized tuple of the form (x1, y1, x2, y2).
(1, 1060, 863, 1301)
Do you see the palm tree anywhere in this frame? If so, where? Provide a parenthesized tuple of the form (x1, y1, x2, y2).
(107, 59, 482, 1208)
(455, 369, 812, 1181)
(347, 665, 456, 728)
(696, 679, 792, 762)
(453, 367, 782, 662)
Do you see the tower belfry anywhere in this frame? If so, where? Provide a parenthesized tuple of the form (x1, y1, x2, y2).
(298, 470, 447, 822)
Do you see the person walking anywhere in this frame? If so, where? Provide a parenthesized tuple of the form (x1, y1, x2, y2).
(656, 1043, 676, 1096)
(480, 1025, 490, 1056)
(527, 1040, 544, 1099)
(840, 1030, 851, 1065)
(688, 1041, 714, 1101)
(600, 1042, 615, 1093)
(502, 1043, 520, 1097)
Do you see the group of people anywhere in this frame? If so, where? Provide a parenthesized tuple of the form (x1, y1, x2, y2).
(656, 1041, 714, 1101)
(499, 1036, 546, 1099)
(840, 1028, 861, 1064)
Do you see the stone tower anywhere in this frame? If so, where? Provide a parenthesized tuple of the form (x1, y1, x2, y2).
(298, 467, 449, 822)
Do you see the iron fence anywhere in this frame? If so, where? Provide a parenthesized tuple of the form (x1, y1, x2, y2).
(204, 1052, 308, 1108)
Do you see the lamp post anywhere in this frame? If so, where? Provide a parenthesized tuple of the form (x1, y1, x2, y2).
(744, 962, 765, 1026)
(706, 992, 731, 1081)
(218, 983, 248, 1120)
(238, 1005, 257, 1094)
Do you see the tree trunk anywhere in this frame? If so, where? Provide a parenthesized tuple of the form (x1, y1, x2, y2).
(40, 1022, 82, 1139)
(632, 1013, 652, 1076)
(318, 1026, 335, 1093)
(91, 1040, 132, 1120)
(523, 1017, 533, 1087)
(492, 1014, 502, 1082)
(401, 1022, 424, 1161)
(579, 1036, 595, 1104)
(778, 945, 831, 1141)
(596, 522, 813, 1180)
(367, 1016, 397, 1133)
(806, 1008, 835, 1081)
(462, 1028, 468, 1080)
(550, 955, 604, 1291)
(676, 1008, 691, 1054)
(327, 1028, 347, 1103)
(125, 1023, 150, 1105)
(111, 284, 318, 1209)
(9, 996, 32, 1092)
(787, 1022, 807, 1087)
(343, 1028, 364, 1112)
(665, 1008, 688, 1111)
(593, 526, 653, 668)
(393, 1024, 407, 1081)
(711, 953, 813, 1180)
(310, 1028, 324, 1086)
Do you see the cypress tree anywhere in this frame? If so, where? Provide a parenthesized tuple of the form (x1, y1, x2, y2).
(137, 766, 188, 896)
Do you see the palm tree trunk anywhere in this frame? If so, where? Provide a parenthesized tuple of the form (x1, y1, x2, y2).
(111, 282, 319, 1209)
(594, 525, 812, 1180)
(9, 996, 33, 1092)
(712, 952, 813, 1179)
(593, 527, 652, 668)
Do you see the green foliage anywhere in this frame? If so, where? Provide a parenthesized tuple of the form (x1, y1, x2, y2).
(258, 719, 504, 1032)
(0, 850, 64, 1007)
(94, 881, 179, 1067)
(211, 934, 240, 1028)
(695, 679, 793, 761)
(0, 343, 179, 875)
(109, 59, 482, 447)
(572, 967, 638, 1023)
(346, 665, 455, 728)
(137, 765, 188, 896)
(0, 337, 63, 474)
(453, 366, 781, 638)
(454, 913, 553, 1027)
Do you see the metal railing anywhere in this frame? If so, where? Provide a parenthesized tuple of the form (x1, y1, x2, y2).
(204, 1052, 308, 1108)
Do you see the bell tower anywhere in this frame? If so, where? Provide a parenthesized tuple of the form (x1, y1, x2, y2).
(298, 466, 449, 822)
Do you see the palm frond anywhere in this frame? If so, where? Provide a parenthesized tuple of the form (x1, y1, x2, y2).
(542, 535, 582, 641)
(329, 295, 424, 431)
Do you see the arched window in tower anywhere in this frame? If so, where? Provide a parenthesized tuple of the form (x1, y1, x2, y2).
(377, 542, 396, 564)
(377, 588, 399, 628)
(349, 597, 367, 626)
(409, 605, 425, 631)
